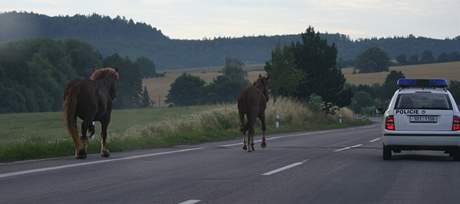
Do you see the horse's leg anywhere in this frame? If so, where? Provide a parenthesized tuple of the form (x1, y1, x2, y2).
(88, 121, 96, 139)
(69, 122, 82, 158)
(100, 118, 111, 158)
(78, 120, 91, 159)
(239, 112, 247, 150)
(259, 114, 267, 148)
(248, 113, 256, 152)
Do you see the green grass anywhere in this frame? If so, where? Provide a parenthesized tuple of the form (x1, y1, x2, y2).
(0, 100, 370, 162)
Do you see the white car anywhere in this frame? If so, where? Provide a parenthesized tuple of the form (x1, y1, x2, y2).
(382, 79, 460, 160)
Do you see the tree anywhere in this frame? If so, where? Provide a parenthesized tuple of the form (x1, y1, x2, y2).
(351, 91, 374, 114)
(354, 47, 390, 73)
(396, 54, 407, 65)
(64, 39, 102, 78)
(408, 54, 419, 64)
(0, 84, 27, 113)
(141, 86, 153, 107)
(449, 81, 460, 103)
(291, 27, 352, 108)
(103, 54, 143, 108)
(206, 58, 249, 103)
(437, 52, 449, 62)
(382, 70, 405, 101)
(420, 50, 435, 64)
(136, 57, 157, 78)
(264, 46, 302, 97)
(264, 27, 352, 109)
(166, 73, 206, 106)
(448, 51, 460, 61)
(222, 57, 246, 81)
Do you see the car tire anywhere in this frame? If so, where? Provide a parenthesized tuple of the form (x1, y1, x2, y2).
(383, 145, 392, 160)
(452, 149, 460, 161)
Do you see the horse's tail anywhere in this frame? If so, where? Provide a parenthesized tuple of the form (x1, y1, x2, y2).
(64, 85, 80, 152)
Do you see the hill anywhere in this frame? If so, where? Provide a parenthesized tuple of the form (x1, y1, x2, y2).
(1, 11, 459, 69)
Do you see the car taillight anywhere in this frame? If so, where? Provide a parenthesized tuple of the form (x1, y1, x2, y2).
(385, 115, 395, 130)
(452, 116, 460, 131)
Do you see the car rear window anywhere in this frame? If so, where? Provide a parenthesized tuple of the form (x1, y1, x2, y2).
(395, 92, 452, 110)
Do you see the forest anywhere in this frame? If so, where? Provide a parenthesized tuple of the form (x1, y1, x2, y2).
(0, 38, 156, 113)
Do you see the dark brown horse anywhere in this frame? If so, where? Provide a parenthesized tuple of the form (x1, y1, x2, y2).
(64, 68, 119, 159)
(237, 75, 270, 152)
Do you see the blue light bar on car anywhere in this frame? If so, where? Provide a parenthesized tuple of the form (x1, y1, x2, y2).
(397, 79, 448, 88)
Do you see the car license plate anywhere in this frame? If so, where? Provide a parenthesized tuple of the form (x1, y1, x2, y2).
(409, 115, 437, 123)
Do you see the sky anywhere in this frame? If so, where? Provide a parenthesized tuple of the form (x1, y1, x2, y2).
(1, 0, 459, 40)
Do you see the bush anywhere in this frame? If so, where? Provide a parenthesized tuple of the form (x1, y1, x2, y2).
(307, 94, 323, 112)
(354, 47, 390, 73)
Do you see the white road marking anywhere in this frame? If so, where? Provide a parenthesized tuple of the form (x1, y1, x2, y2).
(219, 142, 243, 147)
(369, 138, 381, 143)
(334, 146, 351, 152)
(351, 144, 363, 148)
(262, 159, 308, 176)
(178, 199, 201, 204)
(334, 144, 362, 152)
(0, 147, 203, 179)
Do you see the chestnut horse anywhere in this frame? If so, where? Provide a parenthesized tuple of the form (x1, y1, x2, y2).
(64, 68, 119, 159)
(237, 75, 270, 152)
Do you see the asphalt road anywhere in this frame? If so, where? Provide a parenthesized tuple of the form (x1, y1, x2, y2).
(2, 123, 460, 204)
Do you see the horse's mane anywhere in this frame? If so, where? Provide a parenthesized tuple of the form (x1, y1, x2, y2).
(90, 68, 119, 80)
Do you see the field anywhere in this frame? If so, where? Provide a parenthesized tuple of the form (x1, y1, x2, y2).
(145, 61, 460, 105)
(0, 98, 367, 162)
(343, 61, 460, 85)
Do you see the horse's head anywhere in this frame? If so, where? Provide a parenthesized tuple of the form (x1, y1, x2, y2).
(90, 67, 119, 99)
(253, 74, 270, 102)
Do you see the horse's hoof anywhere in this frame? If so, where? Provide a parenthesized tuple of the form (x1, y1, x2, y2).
(76, 150, 87, 159)
(242, 145, 247, 150)
(101, 150, 110, 158)
(261, 142, 267, 148)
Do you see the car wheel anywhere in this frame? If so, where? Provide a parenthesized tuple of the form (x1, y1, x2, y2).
(383, 145, 392, 160)
(452, 149, 460, 161)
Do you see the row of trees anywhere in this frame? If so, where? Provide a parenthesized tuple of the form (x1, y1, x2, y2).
(166, 58, 249, 106)
(0, 38, 157, 113)
(396, 51, 460, 65)
(353, 47, 460, 74)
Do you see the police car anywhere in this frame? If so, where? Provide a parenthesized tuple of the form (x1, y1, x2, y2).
(382, 79, 460, 160)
